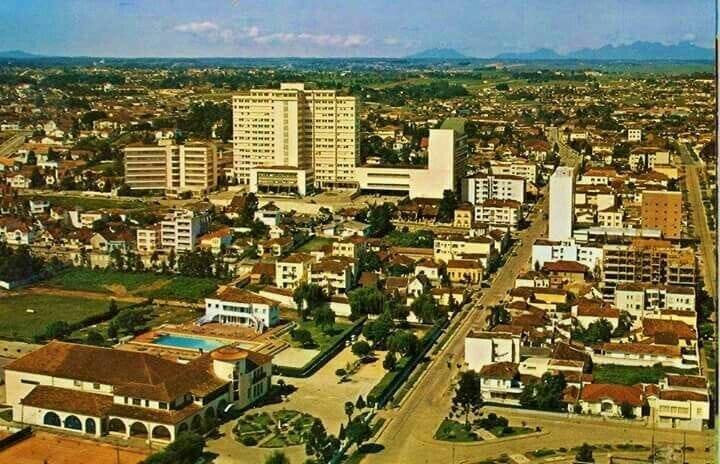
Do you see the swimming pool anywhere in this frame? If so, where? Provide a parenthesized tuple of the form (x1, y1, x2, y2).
(151, 334, 226, 352)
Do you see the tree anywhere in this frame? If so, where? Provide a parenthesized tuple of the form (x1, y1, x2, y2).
(437, 189, 458, 223)
(620, 402, 636, 419)
(348, 287, 386, 320)
(264, 451, 290, 464)
(107, 323, 118, 339)
(574, 319, 613, 345)
(335, 368, 347, 382)
(352, 340, 372, 360)
(108, 299, 119, 316)
(357, 247, 382, 274)
(486, 305, 510, 328)
(345, 417, 372, 449)
(366, 203, 394, 237)
(383, 351, 397, 371)
(362, 311, 394, 349)
(520, 373, 567, 411)
(293, 283, 326, 321)
(344, 401, 355, 422)
(495, 83, 510, 91)
(305, 419, 338, 464)
(355, 395, 366, 411)
(453, 371, 483, 425)
(314, 306, 335, 333)
(387, 330, 420, 357)
(612, 311, 632, 337)
(575, 443, 594, 463)
(86, 329, 105, 346)
(30, 167, 44, 188)
(410, 293, 444, 324)
(291, 328, 314, 348)
(144, 432, 204, 464)
(43, 321, 71, 340)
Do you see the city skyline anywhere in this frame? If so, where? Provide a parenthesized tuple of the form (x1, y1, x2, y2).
(0, 0, 714, 58)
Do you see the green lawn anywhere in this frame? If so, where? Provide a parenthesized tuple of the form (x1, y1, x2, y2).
(593, 364, 699, 386)
(24, 194, 147, 211)
(434, 419, 479, 443)
(46, 268, 220, 301)
(296, 236, 335, 252)
(284, 319, 352, 352)
(0, 293, 127, 341)
(490, 426, 533, 438)
(368, 356, 411, 405)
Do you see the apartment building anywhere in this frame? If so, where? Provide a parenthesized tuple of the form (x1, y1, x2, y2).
(356, 119, 468, 199)
(136, 225, 161, 254)
(275, 253, 314, 290)
(160, 209, 209, 253)
(232, 83, 359, 191)
(601, 239, 695, 301)
(549, 166, 575, 241)
(461, 174, 525, 205)
(309, 257, 355, 294)
(629, 147, 670, 171)
(614, 283, 695, 319)
(434, 234, 496, 266)
(123, 143, 218, 196)
(489, 159, 539, 184)
(474, 199, 522, 229)
(641, 190, 682, 239)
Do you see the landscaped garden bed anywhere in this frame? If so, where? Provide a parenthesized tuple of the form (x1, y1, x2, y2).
(234, 409, 317, 448)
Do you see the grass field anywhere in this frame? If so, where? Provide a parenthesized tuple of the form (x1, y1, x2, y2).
(46, 268, 220, 301)
(0, 293, 127, 341)
(434, 419, 479, 442)
(22, 194, 147, 211)
(593, 364, 699, 385)
(283, 319, 352, 351)
(296, 236, 335, 252)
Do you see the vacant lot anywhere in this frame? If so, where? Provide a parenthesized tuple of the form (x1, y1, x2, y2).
(0, 293, 124, 341)
(296, 236, 335, 252)
(593, 364, 699, 385)
(282, 319, 352, 352)
(46, 268, 220, 300)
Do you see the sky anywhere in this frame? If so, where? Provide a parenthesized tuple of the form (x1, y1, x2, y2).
(0, 0, 715, 58)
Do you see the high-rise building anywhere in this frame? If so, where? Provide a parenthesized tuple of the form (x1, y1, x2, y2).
(355, 119, 468, 199)
(232, 83, 359, 193)
(461, 174, 525, 206)
(548, 166, 575, 241)
(123, 143, 218, 196)
(641, 190, 682, 239)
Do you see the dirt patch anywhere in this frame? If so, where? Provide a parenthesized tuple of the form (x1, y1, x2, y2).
(28, 286, 145, 304)
(132, 279, 171, 295)
(103, 283, 128, 296)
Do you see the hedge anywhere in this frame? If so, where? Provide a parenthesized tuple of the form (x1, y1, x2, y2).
(275, 317, 366, 378)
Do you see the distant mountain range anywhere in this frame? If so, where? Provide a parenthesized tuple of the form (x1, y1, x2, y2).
(494, 41, 713, 61)
(0, 50, 42, 59)
(405, 48, 468, 59)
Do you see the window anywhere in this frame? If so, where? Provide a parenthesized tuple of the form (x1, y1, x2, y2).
(133, 398, 141, 406)
(74, 380, 82, 387)
(93, 383, 101, 390)
(159, 402, 168, 410)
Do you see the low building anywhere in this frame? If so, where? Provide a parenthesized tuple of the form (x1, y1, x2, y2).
(199, 228, 234, 255)
(479, 362, 525, 405)
(474, 199, 522, 230)
(465, 330, 520, 372)
(5, 342, 271, 444)
(204, 287, 280, 331)
(578, 384, 644, 419)
(542, 260, 588, 287)
(447, 259, 483, 285)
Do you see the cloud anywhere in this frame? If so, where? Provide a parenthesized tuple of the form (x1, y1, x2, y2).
(255, 32, 369, 48)
(383, 37, 401, 45)
(682, 33, 696, 42)
(174, 21, 369, 49)
(173, 21, 220, 34)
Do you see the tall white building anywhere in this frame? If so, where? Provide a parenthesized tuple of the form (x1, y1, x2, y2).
(356, 118, 468, 199)
(461, 174, 525, 205)
(160, 209, 209, 252)
(548, 166, 575, 241)
(123, 143, 218, 196)
(232, 83, 359, 192)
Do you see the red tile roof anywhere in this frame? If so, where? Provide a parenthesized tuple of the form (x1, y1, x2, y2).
(581, 384, 644, 406)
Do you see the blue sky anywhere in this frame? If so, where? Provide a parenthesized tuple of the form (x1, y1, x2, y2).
(0, 0, 714, 57)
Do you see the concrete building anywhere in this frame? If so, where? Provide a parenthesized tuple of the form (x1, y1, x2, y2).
(474, 199, 522, 230)
(5, 341, 271, 444)
(489, 159, 539, 184)
(203, 287, 280, 331)
(627, 128, 642, 142)
(548, 166, 575, 241)
(641, 190, 682, 239)
(123, 143, 218, 196)
(462, 174, 525, 206)
(160, 209, 209, 252)
(275, 253, 314, 290)
(356, 119, 468, 199)
(232, 83, 359, 191)
(629, 148, 670, 171)
(465, 330, 520, 372)
(614, 283, 696, 319)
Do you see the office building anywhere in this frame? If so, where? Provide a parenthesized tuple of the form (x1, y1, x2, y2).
(123, 143, 218, 196)
(356, 118, 468, 199)
(641, 190, 682, 239)
(461, 174, 525, 206)
(548, 167, 575, 241)
(232, 83, 359, 192)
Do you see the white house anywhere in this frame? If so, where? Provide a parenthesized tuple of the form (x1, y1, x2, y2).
(204, 287, 280, 331)
(465, 330, 520, 372)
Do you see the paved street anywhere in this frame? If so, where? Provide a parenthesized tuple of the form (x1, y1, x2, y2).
(678, 142, 716, 298)
(0, 132, 28, 157)
(370, 194, 549, 463)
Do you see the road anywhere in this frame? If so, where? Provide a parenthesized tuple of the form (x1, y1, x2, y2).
(678, 142, 716, 298)
(0, 132, 27, 157)
(370, 194, 549, 464)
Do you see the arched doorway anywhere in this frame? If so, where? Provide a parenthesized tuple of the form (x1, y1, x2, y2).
(178, 423, 189, 434)
(64, 415, 82, 431)
(43, 412, 61, 427)
(129, 422, 148, 438)
(190, 415, 202, 431)
(85, 418, 97, 435)
(108, 418, 126, 434)
(152, 425, 172, 441)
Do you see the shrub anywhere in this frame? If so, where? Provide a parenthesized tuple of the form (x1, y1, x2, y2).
(241, 435, 258, 446)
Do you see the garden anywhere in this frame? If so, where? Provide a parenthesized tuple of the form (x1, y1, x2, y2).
(434, 413, 533, 443)
(234, 410, 318, 448)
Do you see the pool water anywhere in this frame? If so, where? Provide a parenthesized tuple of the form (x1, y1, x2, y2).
(152, 334, 226, 352)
